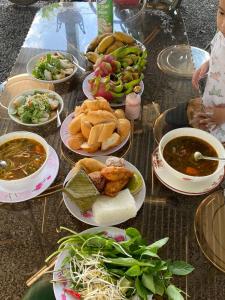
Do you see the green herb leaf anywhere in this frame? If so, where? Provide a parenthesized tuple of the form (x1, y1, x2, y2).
(168, 261, 194, 276)
(103, 257, 154, 267)
(126, 265, 142, 277)
(142, 273, 155, 294)
(166, 284, 184, 300)
(148, 237, 169, 252)
(141, 249, 159, 258)
(135, 277, 148, 300)
(126, 227, 141, 238)
(154, 278, 165, 296)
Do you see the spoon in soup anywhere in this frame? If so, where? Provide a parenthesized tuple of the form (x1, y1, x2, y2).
(0, 160, 7, 168)
(194, 151, 225, 162)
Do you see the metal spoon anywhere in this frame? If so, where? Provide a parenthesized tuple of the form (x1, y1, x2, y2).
(56, 109, 61, 128)
(71, 58, 87, 73)
(194, 151, 225, 162)
(0, 160, 7, 168)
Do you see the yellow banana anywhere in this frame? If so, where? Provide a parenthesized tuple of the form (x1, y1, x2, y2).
(97, 35, 115, 53)
(87, 33, 111, 52)
(105, 41, 125, 54)
(86, 52, 99, 64)
(113, 32, 135, 44)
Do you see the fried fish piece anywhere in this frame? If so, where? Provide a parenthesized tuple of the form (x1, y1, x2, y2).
(104, 178, 130, 197)
(101, 166, 133, 181)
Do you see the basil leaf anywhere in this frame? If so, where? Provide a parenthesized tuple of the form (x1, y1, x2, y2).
(142, 273, 155, 294)
(126, 227, 142, 238)
(135, 277, 148, 300)
(166, 284, 184, 300)
(148, 237, 169, 252)
(141, 249, 159, 258)
(168, 261, 194, 275)
(126, 265, 142, 277)
(104, 257, 154, 267)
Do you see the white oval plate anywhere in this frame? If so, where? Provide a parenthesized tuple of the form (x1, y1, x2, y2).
(60, 112, 130, 157)
(63, 156, 146, 226)
(26, 51, 78, 84)
(82, 72, 144, 107)
(53, 227, 126, 300)
(8, 88, 64, 127)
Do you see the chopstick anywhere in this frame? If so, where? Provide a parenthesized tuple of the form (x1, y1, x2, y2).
(26, 258, 57, 287)
(143, 26, 161, 46)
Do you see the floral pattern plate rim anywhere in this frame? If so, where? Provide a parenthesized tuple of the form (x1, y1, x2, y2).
(0, 145, 59, 203)
(152, 147, 224, 196)
(63, 156, 146, 226)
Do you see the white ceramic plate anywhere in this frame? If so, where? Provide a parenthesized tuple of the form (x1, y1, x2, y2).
(60, 112, 130, 157)
(82, 72, 144, 107)
(8, 89, 64, 127)
(26, 51, 78, 84)
(63, 156, 146, 226)
(53, 227, 126, 300)
(152, 148, 224, 195)
(0, 146, 59, 203)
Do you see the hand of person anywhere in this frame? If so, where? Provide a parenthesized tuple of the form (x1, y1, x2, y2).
(192, 60, 209, 90)
(190, 105, 225, 130)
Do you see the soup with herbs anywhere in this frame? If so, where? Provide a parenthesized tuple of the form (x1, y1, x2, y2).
(163, 136, 218, 176)
(0, 138, 46, 180)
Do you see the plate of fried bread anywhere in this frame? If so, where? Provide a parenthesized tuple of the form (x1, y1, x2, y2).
(60, 97, 131, 156)
(62, 156, 146, 226)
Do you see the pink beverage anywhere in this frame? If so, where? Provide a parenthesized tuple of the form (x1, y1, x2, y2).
(125, 93, 141, 120)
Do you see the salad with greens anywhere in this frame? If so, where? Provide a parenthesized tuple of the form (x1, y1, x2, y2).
(48, 227, 194, 300)
(32, 52, 75, 81)
(10, 91, 60, 124)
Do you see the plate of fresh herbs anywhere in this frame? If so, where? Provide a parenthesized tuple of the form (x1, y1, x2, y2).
(47, 226, 194, 300)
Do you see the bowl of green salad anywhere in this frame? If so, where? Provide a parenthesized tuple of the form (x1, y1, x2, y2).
(27, 51, 78, 84)
(8, 89, 64, 126)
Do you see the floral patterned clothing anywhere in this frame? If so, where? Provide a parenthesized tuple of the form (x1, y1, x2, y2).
(203, 31, 225, 142)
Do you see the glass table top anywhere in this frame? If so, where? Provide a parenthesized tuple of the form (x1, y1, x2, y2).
(1, 2, 225, 300)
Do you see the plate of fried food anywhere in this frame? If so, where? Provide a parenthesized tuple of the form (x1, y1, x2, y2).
(62, 156, 146, 226)
(60, 97, 131, 156)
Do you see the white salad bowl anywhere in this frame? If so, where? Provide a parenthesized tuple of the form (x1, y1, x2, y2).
(158, 127, 225, 183)
(0, 131, 49, 192)
(8, 89, 64, 127)
(26, 51, 78, 84)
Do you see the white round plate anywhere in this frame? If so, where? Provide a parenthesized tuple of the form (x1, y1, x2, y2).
(26, 51, 78, 84)
(53, 227, 126, 300)
(82, 72, 144, 107)
(152, 148, 224, 195)
(8, 89, 64, 127)
(60, 112, 130, 157)
(63, 156, 146, 226)
(0, 146, 59, 203)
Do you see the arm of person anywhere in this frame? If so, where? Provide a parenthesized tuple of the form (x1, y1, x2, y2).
(192, 60, 209, 90)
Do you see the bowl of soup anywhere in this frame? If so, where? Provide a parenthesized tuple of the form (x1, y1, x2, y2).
(0, 131, 49, 192)
(159, 127, 225, 183)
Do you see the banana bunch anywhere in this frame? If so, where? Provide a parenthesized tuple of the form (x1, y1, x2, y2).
(86, 32, 138, 64)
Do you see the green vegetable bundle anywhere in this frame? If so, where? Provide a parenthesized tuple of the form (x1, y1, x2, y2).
(47, 227, 194, 300)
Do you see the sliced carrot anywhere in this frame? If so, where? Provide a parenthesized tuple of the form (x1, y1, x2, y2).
(185, 166, 199, 176)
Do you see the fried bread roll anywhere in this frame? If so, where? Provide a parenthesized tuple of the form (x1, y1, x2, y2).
(68, 113, 84, 134)
(114, 109, 125, 119)
(98, 122, 116, 143)
(88, 124, 104, 145)
(85, 97, 113, 112)
(68, 133, 85, 150)
(101, 132, 121, 151)
(76, 158, 106, 173)
(81, 118, 92, 139)
(87, 110, 117, 125)
(104, 178, 130, 197)
(117, 119, 131, 140)
(81, 142, 101, 153)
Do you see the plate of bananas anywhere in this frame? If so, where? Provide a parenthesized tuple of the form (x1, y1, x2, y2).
(85, 31, 146, 64)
